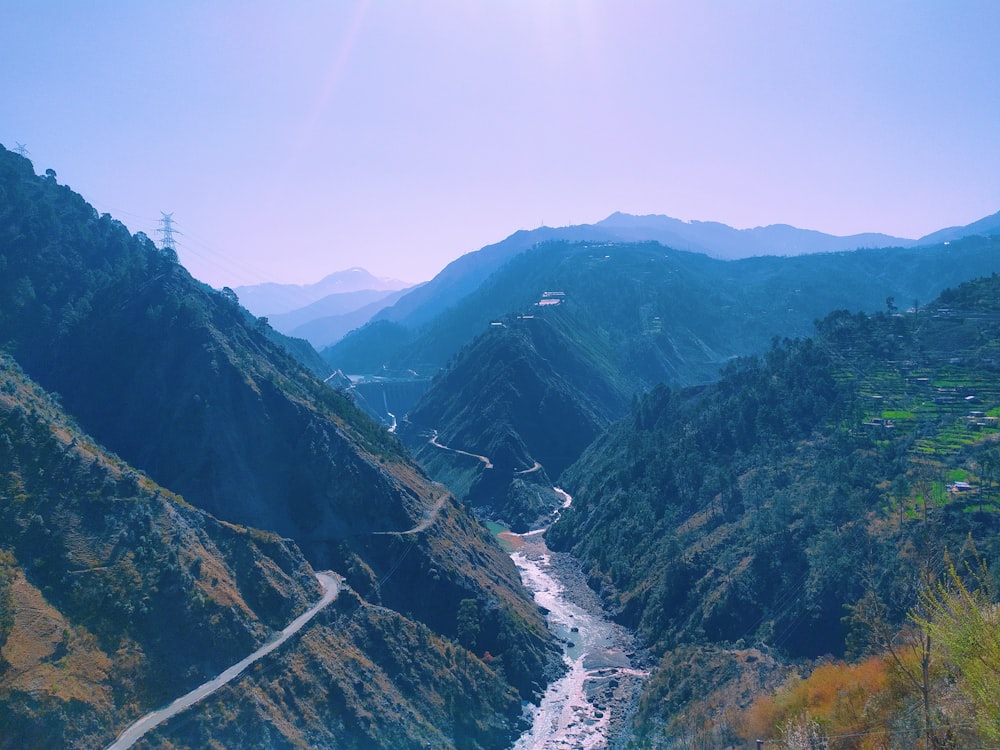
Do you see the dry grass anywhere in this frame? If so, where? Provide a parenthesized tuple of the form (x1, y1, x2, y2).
(3, 570, 113, 710)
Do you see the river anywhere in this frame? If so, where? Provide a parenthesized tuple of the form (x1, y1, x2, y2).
(509, 494, 646, 750)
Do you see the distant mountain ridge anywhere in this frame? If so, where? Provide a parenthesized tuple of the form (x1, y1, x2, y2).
(324, 208, 1000, 373)
(235, 267, 411, 316)
(593, 211, 912, 258)
(915, 208, 1000, 245)
(597, 208, 1000, 257)
(328, 234, 1000, 381)
(234, 269, 416, 350)
(275, 286, 415, 349)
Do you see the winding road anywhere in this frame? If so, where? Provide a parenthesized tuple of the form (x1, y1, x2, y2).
(372, 492, 449, 536)
(102, 441, 570, 748)
(102, 430, 502, 747)
(428, 429, 494, 469)
(105, 572, 341, 750)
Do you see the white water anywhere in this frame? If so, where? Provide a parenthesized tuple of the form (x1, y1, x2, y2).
(510, 504, 645, 750)
(382, 392, 397, 433)
(553, 486, 573, 509)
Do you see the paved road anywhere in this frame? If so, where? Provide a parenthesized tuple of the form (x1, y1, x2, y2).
(105, 572, 341, 750)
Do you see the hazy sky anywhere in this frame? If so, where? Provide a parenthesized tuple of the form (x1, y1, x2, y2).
(3, 1, 999, 288)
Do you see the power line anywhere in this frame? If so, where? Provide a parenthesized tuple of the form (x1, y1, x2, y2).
(169, 218, 286, 288)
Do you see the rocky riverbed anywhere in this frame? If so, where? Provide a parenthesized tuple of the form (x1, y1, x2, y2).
(509, 530, 647, 750)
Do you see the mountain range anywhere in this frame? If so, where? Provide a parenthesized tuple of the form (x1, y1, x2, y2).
(341, 234, 1000, 528)
(324, 208, 1000, 374)
(234, 269, 416, 351)
(234, 208, 1000, 355)
(590, 211, 911, 257)
(335, 201, 1000, 746)
(590, 209, 1000, 257)
(235, 267, 410, 316)
(5, 136, 1000, 748)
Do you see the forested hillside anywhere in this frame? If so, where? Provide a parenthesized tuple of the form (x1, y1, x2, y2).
(325, 206, 1000, 377)
(394, 239, 1000, 522)
(547, 275, 1000, 746)
(401, 305, 631, 529)
(326, 236, 1000, 380)
(0, 144, 558, 747)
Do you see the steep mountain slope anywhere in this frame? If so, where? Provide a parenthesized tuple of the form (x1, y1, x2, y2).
(401, 309, 629, 529)
(546, 275, 1000, 745)
(253, 319, 333, 378)
(0, 144, 559, 742)
(0, 356, 527, 749)
(140, 589, 525, 749)
(0, 355, 319, 748)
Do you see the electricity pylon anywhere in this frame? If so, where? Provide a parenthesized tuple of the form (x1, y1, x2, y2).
(158, 212, 178, 252)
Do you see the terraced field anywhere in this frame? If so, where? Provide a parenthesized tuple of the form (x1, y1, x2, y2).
(827, 304, 1000, 514)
